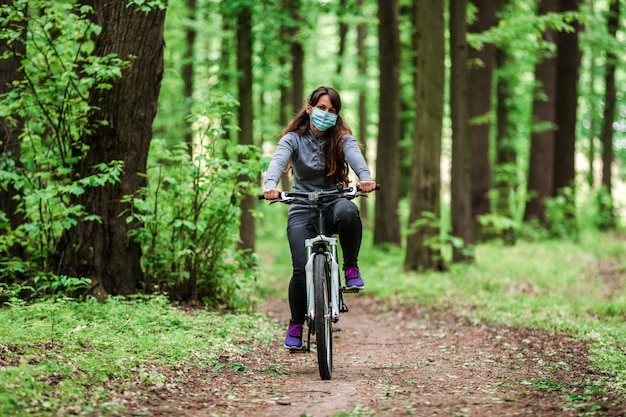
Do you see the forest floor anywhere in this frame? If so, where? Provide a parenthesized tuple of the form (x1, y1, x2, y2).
(122, 295, 626, 417)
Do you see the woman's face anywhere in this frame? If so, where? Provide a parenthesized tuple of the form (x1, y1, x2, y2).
(306, 94, 337, 115)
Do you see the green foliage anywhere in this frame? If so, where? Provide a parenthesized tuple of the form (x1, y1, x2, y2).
(0, 0, 129, 298)
(478, 213, 519, 245)
(545, 187, 580, 241)
(407, 211, 470, 259)
(127, 96, 263, 309)
(127, 0, 167, 13)
(0, 158, 123, 299)
(0, 294, 279, 415)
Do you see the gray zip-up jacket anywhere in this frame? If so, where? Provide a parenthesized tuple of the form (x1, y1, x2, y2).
(264, 129, 372, 192)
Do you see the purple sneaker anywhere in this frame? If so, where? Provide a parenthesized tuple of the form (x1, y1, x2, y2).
(345, 267, 364, 290)
(284, 323, 304, 349)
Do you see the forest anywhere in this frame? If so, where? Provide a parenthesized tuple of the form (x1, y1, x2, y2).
(0, 0, 625, 305)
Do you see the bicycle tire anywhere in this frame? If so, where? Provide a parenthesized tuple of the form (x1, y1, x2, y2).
(313, 252, 332, 380)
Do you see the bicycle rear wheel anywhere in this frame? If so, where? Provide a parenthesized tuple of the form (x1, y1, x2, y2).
(313, 252, 332, 380)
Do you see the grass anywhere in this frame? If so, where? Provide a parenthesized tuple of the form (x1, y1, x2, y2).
(1, 200, 625, 415)
(0, 295, 279, 416)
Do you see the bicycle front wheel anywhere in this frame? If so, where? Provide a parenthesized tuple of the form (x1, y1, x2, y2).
(313, 252, 332, 380)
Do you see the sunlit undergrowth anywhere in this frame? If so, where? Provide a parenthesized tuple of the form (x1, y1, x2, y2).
(0, 295, 280, 415)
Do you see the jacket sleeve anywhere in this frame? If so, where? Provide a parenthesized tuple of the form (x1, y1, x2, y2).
(264, 134, 294, 189)
(343, 135, 372, 181)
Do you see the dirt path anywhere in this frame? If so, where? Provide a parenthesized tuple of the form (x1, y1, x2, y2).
(125, 295, 625, 417)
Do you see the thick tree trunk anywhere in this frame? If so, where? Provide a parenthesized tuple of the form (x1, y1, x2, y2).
(467, 0, 497, 241)
(553, 0, 580, 195)
(449, 0, 474, 263)
(57, 0, 165, 296)
(404, 0, 445, 272)
(237, 4, 255, 252)
(525, 0, 558, 224)
(374, 0, 401, 246)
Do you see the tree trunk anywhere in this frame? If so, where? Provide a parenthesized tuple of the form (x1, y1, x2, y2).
(599, 0, 619, 229)
(0, 0, 26, 259)
(495, 47, 516, 218)
(57, 0, 165, 296)
(289, 0, 304, 112)
(374, 0, 401, 246)
(182, 0, 197, 156)
(356, 0, 369, 222)
(278, 2, 291, 191)
(237, 4, 255, 252)
(219, 5, 235, 141)
(404, 0, 445, 272)
(553, 0, 580, 195)
(494, 0, 517, 245)
(337, 0, 348, 75)
(525, 0, 558, 224)
(467, 0, 497, 242)
(449, 0, 474, 263)
(586, 38, 599, 189)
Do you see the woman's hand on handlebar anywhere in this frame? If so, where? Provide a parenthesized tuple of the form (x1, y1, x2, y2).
(357, 180, 377, 193)
(263, 188, 281, 200)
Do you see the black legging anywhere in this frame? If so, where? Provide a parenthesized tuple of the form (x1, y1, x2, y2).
(286, 198, 362, 323)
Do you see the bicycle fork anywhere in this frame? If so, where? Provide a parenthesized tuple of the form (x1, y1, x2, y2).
(304, 235, 344, 324)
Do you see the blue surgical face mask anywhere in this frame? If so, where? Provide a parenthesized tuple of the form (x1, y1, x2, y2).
(310, 107, 338, 132)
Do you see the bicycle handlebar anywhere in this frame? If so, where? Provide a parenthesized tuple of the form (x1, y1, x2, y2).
(258, 184, 380, 201)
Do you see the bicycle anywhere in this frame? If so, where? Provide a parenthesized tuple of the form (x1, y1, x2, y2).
(259, 184, 379, 380)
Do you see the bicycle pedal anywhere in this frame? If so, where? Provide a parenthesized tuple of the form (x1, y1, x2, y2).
(288, 346, 308, 354)
(342, 287, 361, 294)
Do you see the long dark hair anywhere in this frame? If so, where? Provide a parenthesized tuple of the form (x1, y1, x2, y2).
(282, 86, 352, 186)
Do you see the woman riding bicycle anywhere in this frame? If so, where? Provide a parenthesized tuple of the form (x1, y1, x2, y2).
(262, 86, 376, 349)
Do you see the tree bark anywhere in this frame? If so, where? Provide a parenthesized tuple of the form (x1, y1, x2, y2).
(449, 0, 474, 262)
(219, 4, 235, 141)
(57, 0, 166, 296)
(337, 0, 348, 75)
(182, 0, 197, 156)
(495, 46, 516, 217)
(599, 0, 619, 229)
(374, 0, 401, 246)
(289, 0, 304, 112)
(467, 0, 497, 241)
(236, 4, 255, 252)
(278, 0, 292, 191)
(0, 0, 26, 259)
(404, 0, 445, 272)
(553, 0, 580, 195)
(356, 0, 369, 222)
(525, 0, 558, 224)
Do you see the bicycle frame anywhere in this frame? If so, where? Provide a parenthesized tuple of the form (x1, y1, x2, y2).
(304, 234, 340, 324)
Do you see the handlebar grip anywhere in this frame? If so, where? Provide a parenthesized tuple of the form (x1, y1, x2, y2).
(356, 183, 381, 191)
(258, 194, 266, 200)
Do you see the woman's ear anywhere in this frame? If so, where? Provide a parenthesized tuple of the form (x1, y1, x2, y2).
(305, 104, 312, 115)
